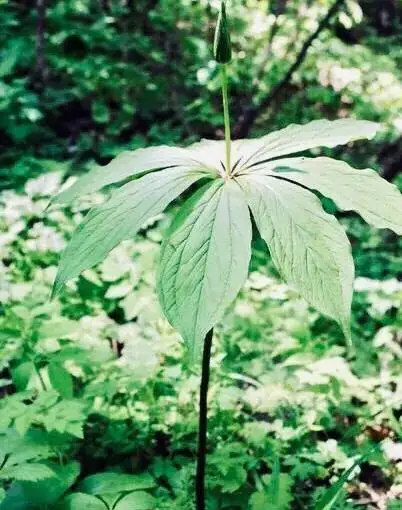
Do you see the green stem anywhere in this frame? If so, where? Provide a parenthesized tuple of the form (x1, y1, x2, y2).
(221, 64, 231, 176)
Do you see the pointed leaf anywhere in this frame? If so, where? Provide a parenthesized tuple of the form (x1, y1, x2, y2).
(239, 174, 354, 341)
(251, 156, 402, 234)
(316, 458, 361, 510)
(238, 119, 378, 170)
(269, 453, 281, 506)
(157, 179, 252, 357)
(53, 146, 210, 206)
(48, 362, 74, 399)
(53, 168, 207, 296)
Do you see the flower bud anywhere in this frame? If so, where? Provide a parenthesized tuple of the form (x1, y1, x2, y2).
(214, 1, 232, 64)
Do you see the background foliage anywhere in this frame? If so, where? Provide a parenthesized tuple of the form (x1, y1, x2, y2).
(0, 0, 401, 508)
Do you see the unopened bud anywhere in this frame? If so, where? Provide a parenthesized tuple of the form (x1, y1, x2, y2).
(214, 1, 232, 64)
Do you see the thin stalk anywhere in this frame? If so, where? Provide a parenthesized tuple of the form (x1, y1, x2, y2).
(221, 65, 231, 176)
(196, 329, 213, 510)
(34, 363, 47, 391)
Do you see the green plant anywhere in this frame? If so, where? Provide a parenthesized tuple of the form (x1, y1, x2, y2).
(49, 3, 402, 509)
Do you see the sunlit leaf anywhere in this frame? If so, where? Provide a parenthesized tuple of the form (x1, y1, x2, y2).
(236, 119, 378, 171)
(53, 167, 207, 296)
(239, 174, 354, 342)
(158, 179, 252, 357)
(251, 156, 402, 234)
(52, 147, 213, 206)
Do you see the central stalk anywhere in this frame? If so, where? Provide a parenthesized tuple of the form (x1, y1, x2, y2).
(221, 64, 231, 176)
(214, 0, 232, 178)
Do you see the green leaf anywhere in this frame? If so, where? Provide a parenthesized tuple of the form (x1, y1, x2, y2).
(48, 362, 74, 399)
(239, 174, 354, 342)
(4, 462, 81, 507)
(53, 167, 208, 296)
(157, 179, 252, 357)
(0, 429, 52, 463)
(250, 473, 293, 510)
(268, 453, 281, 506)
(0, 489, 5, 504)
(238, 119, 378, 170)
(315, 459, 361, 510)
(251, 156, 402, 235)
(60, 493, 107, 510)
(11, 362, 34, 391)
(52, 146, 211, 206)
(31, 462, 80, 505)
(0, 462, 55, 481)
(39, 399, 86, 438)
(78, 472, 155, 495)
(114, 491, 157, 510)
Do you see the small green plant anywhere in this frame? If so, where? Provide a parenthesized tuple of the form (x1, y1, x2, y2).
(51, 2, 402, 509)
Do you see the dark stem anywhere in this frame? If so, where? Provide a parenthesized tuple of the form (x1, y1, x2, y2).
(34, 363, 47, 391)
(196, 329, 213, 510)
(234, 0, 345, 138)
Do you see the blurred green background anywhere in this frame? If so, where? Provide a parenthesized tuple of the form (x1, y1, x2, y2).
(0, 1, 401, 509)
(1, 0, 401, 189)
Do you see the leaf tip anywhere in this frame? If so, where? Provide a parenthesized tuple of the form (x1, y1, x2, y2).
(50, 273, 64, 301)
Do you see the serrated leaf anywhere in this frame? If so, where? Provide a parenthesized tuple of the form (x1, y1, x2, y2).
(52, 146, 211, 206)
(7, 462, 81, 506)
(237, 119, 378, 170)
(60, 493, 107, 510)
(114, 491, 157, 510)
(157, 179, 252, 357)
(250, 472, 293, 510)
(40, 400, 86, 438)
(48, 362, 74, 399)
(53, 168, 208, 296)
(0, 462, 55, 482)
(0, 429, 53, 465)
(239, 174, 354, 342)
(78, 472, 155, 495)
(252, 156, 402, 234)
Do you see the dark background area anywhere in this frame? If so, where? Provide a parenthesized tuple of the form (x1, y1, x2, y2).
(1, 0, 401, 189)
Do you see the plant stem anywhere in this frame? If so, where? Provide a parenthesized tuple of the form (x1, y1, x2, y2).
(34, 363, 47, 391)
(196, 328, 213, 510)
(221, 65, 231, 176)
